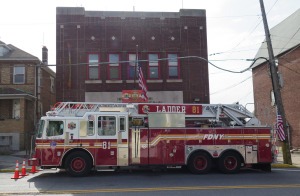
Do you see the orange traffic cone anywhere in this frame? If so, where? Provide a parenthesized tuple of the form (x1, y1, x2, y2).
(20, 160, 28, 176)
(11, 160, 22, 179)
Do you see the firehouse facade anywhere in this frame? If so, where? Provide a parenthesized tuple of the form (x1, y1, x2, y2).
(56, 7, 209, 103)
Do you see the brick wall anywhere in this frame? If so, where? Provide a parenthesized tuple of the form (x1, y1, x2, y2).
(56, 8, 209, 103)
(0, 64, 35, 94)
(1, 66, 10, 84)
(39, 68, 56, 117)
(0, 100, 12, 119)
(253, 47, 300, 148)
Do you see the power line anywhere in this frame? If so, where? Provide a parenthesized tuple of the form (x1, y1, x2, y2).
(210, 75, 253, 95)
(209, 0, 279, 57)
(279, 61, 300, 75)
(41, 56, 268, 74)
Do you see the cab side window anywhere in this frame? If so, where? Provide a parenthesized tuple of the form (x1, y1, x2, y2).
(98, 116, 116, 136)
(88, 120, 94, 136)
(47, 121, 64, 136)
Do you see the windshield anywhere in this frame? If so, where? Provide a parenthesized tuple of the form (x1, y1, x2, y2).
(37, 120, 45, 138)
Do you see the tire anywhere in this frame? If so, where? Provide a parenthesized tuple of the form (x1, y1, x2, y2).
(187, 151, 212, 174)
(218, 151, 241, 174)
(65, 151, 92, 177)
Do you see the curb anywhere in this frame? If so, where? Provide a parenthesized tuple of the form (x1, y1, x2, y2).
(0, 168, 32, 173)
(271, 164, 298, 168)
(1, 165, 298, 173)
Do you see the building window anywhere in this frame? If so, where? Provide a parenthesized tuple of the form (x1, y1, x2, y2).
(148, 54, 159, 79)
(128, 54, 137, 79)
(168, 54, 179, 79)
(13, 66, 25, 84)
(88, 54, 99, 79)
(50, 76, 55, 93)
(108, 54, 120, 80)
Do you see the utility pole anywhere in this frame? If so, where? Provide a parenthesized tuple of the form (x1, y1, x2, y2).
(259, 0, 292, 164)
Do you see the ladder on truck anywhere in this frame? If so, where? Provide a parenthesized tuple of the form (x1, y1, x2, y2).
(47, 102, 261, 126)
(198, 104, 260, 126)
(47, 102, 131, 117)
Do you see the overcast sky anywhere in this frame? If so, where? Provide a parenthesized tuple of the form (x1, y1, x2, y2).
(1, 0, 299, 111)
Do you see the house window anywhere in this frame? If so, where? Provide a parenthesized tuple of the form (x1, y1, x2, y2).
(13, 66, 25, 84)
(148, 54, 159, 79)
(128, 54, 137, 79)
(168, 54, 179, 78)
(12, 99, 20, 119)
(108, 54, 120, 80)
(0, 46, 9, 57)
(88, 54, 99, 79)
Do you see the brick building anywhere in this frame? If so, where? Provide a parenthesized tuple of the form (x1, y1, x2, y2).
(56, 7, 209, 103)
(252, 9, 300, 148)
(0, 41, 56, 151)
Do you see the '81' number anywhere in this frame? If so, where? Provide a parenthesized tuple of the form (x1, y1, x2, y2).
(192, 106, 200, 114)
(102, 141, 111, 149)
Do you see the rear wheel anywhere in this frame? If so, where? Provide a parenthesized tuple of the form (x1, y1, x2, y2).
(65, 151, 92, 177)
(187, 152, 212, 174)
(218, 151, 241, 174)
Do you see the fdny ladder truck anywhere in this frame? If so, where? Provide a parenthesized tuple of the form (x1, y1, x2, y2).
(28, 102, 273, 177)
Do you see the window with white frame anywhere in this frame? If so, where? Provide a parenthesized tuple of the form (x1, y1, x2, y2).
(13, 66, 25, 84)
(109, 54, 120, 79)
(12, 99, 20, 119)
(148, 54, 159, 79)
(88, 54, 99, 79)
(168, 54, 179, 78)
(128, 54, 137, 79)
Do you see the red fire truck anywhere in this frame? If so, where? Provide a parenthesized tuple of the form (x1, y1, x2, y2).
(28, 102, 273, 177)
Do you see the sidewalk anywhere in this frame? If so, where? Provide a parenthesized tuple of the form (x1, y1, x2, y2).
(0, 151, 30, 172)
(275, 151, 300, 167)
(1, 150, 300, 172)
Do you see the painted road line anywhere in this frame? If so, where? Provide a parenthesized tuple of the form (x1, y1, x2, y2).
(36, 184, 300, 195)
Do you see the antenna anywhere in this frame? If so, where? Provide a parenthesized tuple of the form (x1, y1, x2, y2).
(133, 0, 135, 11)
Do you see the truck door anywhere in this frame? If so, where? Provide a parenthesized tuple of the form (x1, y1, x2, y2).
(117, 115, 129, 166)
(41, 119, 65, 166)
(95, 115, 118, 166)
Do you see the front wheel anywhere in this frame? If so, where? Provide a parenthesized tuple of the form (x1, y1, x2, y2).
(187, 152, 212, 174)
(218, 151, 241, 174)
(65, 151, 92, 177)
